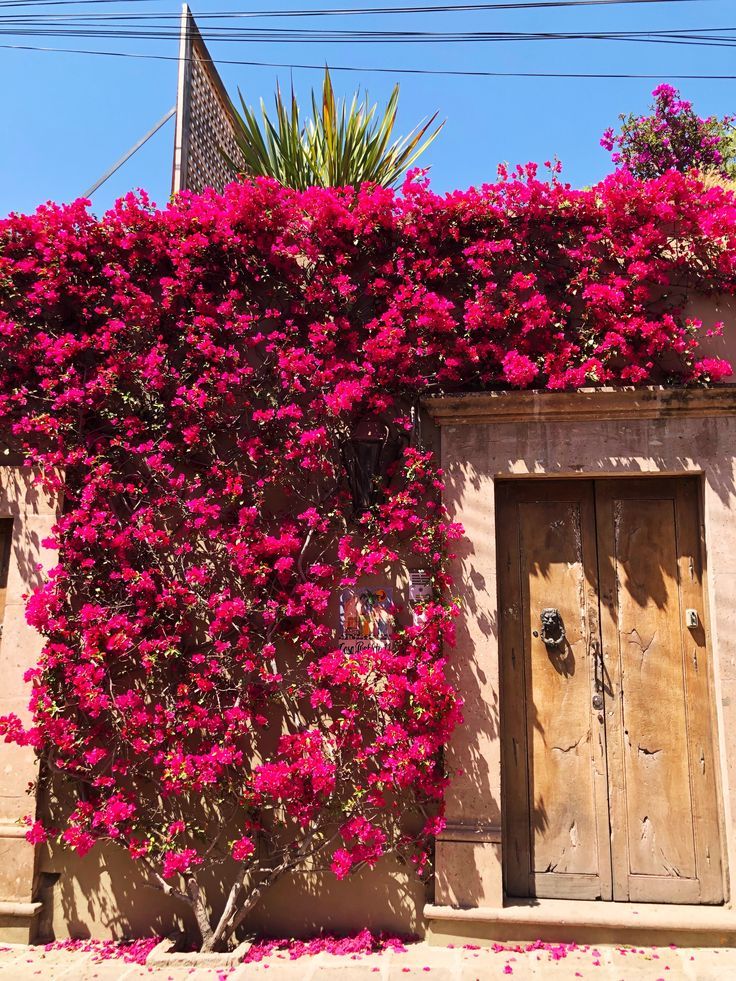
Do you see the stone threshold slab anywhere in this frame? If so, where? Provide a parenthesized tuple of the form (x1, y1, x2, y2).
(425, 899, 736, 948)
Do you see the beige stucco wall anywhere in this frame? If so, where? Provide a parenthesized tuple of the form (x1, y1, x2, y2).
(38, 840, 427, 942)
(30, 487, 436, 942)
(7, 376, 736, 945)
(0, 467, 58, 940)
(28, 446, 439, 944)
(687, 294, 736, 371)
(22, 388, 736, 943)
(2, 293, 736, 944)
(428, 387, 736, 915)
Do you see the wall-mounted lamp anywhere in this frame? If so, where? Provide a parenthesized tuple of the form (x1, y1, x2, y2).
(340, 416, 391, 517)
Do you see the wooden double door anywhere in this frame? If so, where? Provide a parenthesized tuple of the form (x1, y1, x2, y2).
(498, 478, 723, 904)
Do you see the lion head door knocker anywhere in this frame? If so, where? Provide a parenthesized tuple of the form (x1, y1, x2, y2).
(539, 608, 566, 648)
(537, 607, 574, 676)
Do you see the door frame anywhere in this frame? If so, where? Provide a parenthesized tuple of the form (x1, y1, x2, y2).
(425, 387, 736, 918)
(497, 473, 727, 906)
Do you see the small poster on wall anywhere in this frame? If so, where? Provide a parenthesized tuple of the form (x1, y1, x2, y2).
(339, 587, 393, 654)
(409, 569, 432, 627)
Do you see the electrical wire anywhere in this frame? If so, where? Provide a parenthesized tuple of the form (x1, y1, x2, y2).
(4, 40, 736, 77)
(0, 0, 715, 12)
(2, 15, 736, 47)
(0, 19, 732, 32)
(0, 0, 723, 200)
(0, 24, 715, 52)
(5, 28, 736, 47)
(1, 1, 730, 84)
(0, 22, 731, 32)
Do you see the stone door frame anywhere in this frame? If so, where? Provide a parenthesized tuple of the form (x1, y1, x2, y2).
(423, 387, 736, 943)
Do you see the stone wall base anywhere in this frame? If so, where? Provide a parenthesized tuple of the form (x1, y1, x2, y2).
(0, 903, 42, 944)
(434, 839, 502, 908)
(425, 899, 736, 948)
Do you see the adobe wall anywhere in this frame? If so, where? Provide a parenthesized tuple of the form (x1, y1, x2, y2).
(0, 467, 58, 941)
(686, 294, 736, 369)
(4, 299, 736, 945)
(23, 385, 736, 946)
(38, 841, 428, 943)
(29, 422, 442, 944)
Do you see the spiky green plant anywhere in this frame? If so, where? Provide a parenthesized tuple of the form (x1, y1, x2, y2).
(226, 68, 443, 190)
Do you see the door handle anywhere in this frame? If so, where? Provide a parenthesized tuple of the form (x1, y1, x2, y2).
(592, 637, 603, 693)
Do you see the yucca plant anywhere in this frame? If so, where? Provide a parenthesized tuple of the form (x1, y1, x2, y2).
(226, 68, 443, 190)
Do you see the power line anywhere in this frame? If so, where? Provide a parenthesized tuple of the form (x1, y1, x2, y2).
(1, 13, 735, 45)
(4, 40, 736, 78)
(0, 18, 731, 32)
(5, 27, 736, 47)
(0, 13, 727, 23)
(4, 23, 736, 52)
(0, 0, 715, 12)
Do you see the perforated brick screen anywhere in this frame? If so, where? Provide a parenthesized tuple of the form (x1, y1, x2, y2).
(184, 40, 246, 194)
(172, 8, 247, 195)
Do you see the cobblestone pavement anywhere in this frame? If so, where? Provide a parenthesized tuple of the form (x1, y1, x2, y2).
(1, 942, 736, 980)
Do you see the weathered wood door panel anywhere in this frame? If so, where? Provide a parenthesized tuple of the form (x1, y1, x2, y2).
(596, 479, 723, 904)
(500, 477, 723, 905)
(498, 481, 612, 901)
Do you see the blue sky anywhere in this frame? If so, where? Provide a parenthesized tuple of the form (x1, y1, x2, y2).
(1, 0, 735, 216)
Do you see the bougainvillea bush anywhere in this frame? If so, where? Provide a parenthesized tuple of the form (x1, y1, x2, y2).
(0, 167, 735, 950)
(602, 83, 736, 180)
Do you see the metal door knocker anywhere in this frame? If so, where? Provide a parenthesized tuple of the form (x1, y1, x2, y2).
(539, 608, 566, 648)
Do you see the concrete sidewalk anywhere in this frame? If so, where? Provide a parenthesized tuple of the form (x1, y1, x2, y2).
(0, 941, 735, 980)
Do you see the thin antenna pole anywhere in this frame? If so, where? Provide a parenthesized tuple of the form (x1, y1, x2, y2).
(83, 105, 176, 198)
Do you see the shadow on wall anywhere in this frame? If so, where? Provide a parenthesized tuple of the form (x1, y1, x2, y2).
(39, 842, 427, 943)
(3, 464, 56, 595)
(244, 859, 427, 939)
(430, 450, 501, 908)
(40, 842, 195, 942)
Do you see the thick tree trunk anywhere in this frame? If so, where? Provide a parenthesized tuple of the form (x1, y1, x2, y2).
(187, 876, 216, 952)
(204, 867, 284, 953)
(205, 878, 244, 953)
